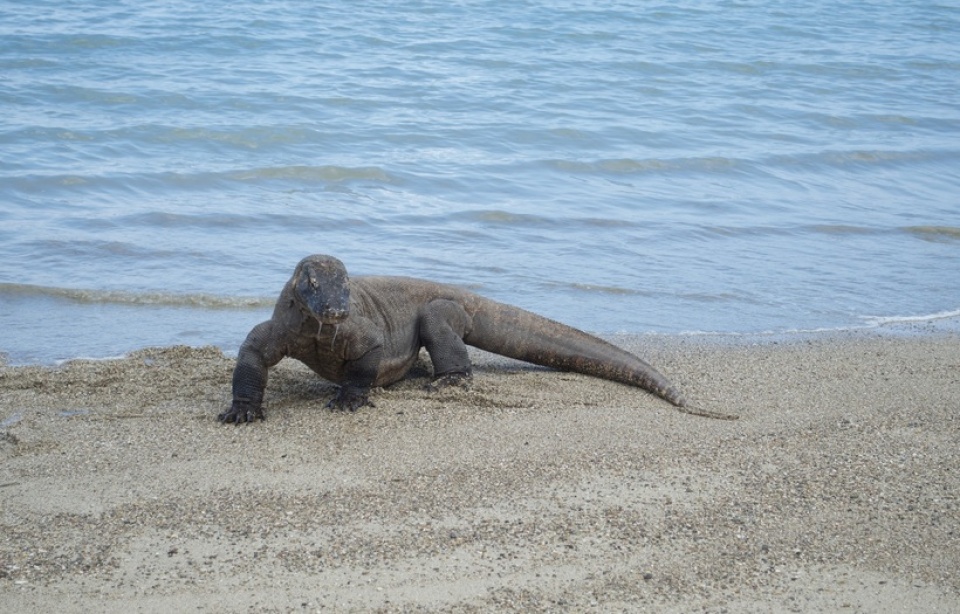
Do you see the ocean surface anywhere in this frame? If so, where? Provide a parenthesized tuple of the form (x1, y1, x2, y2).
(2, 0, 959, 365)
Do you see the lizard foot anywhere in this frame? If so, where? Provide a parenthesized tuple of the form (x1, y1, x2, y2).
(218, 400, 265, 424)
(426, 371, 472, 392)
(327, 387, 374, 412)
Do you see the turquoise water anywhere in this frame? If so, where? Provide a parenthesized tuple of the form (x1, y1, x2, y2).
(2, 1, 959, 364)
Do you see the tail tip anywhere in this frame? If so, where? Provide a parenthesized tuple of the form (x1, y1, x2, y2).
(661, 387, 686, 407)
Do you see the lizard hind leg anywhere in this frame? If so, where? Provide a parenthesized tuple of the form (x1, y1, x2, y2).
(418, 299, 473, 384)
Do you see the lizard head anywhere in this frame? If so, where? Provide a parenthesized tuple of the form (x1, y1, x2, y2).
(292, 255, 351, 324)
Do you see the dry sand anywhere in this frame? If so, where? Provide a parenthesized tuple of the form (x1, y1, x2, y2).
(1, 332, 958, 613)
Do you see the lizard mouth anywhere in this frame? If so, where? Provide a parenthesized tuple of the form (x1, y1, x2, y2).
(306, 305, 348, 324)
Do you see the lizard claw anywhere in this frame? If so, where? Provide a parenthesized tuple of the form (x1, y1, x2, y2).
(218, 400, 265, 424)
(426, 371, 472, 392)
(326, 387, 374, 412)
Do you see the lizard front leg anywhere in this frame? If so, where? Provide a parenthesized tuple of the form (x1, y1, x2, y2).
(221, 321, 285, 423)
(327, 344, 383, 412)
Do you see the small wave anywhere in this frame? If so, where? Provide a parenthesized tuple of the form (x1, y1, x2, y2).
(702, 225, 796, 239)
(451, 210, 640, 229)
(547, 156, 740, 175)
(545, 281, 641, 296)
(904, 226, 960, 243)
(454, 210, 557, 227)
(227, 165, 397, 184)
(156, 125, 326, 149)
(675, 309, 960, 338)
(770, 148, 952, 171)
(810, 224, 884, 236)
(63, 34, 134, 51)
(698, 224, 894, 241)
(861, 309, 960, 327)
(5, 163, 400, 195)
(77, 211, 370, 232)
(0, 283, 273, 310)
(820, 149, 935, 166)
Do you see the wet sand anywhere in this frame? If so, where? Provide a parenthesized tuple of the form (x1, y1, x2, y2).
(1, 332, 958, 612)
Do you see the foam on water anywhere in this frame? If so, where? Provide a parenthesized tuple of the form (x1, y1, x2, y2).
(0, 283, 273, 309)
(861, 309, 960, 327)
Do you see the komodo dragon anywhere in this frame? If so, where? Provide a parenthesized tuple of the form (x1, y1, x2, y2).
(219, 255, 734, 423)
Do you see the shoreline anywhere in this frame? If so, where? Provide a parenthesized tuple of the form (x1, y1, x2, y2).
(3, 281, 959, 367)
(4, 311, 960, 369)
(2, 331, 959, 612)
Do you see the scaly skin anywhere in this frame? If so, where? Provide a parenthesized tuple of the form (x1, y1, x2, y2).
(219, 255, 735, 423)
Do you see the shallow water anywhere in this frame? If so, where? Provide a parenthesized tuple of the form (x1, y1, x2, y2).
(2, 0, 959, 364)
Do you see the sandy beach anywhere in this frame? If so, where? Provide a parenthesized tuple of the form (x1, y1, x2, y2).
(1, 332, 958, 612)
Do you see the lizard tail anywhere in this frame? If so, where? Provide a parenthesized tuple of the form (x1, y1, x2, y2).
(464, 300, 690, 409)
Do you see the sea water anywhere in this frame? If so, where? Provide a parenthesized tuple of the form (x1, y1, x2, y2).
(2, 0, 959, 364)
